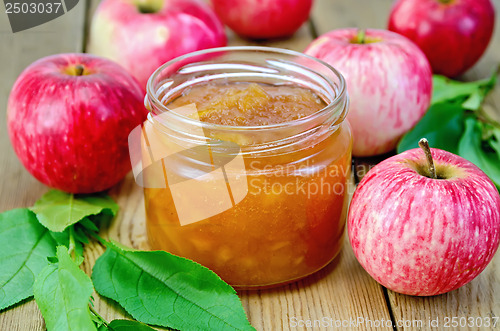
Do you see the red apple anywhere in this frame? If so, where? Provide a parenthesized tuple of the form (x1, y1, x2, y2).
(388, 0, 495, 77)
(7, 53, 148, 194)
(88, 0, 227, 89)
(348, 139, 500, 296)
(305, 28, 432, 157)
(211, 0, 313, 39)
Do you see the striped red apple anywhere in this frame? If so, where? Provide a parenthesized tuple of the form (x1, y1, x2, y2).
(348, 139, 500, 296)
(7, 53, 147, 193)
(88, 0, 227, 89)
(305, 28, 432, 157)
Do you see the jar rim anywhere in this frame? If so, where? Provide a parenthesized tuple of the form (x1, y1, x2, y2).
(146, 46, 347, 131)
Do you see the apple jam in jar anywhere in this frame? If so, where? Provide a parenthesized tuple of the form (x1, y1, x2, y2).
(140, 47, 351, 289)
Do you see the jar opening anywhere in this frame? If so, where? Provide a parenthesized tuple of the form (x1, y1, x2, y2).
(144, 46, 348, 155)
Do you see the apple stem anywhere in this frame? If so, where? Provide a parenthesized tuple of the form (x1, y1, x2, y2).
(357, 29, 366, 44)
(75, 64, 85, 76)
(418, 138, 437, 179)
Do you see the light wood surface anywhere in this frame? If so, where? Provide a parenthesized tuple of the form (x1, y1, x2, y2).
(0, 3, 86, 331)
(312, 2, 500, 331)
(1, 0, 499, 330)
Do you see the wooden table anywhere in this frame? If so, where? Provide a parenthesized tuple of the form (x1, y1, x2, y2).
(1, 0, 500, 330)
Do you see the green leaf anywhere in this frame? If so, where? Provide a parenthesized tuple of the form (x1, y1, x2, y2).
(30, 190, 119, 232)
(74, 226, 90, 244)
(92, 241, 254, 331)
(491, 128, 500, 154)
(91, 315, 104, 328)
(80, 217, 100, 233)
(462, 89, 484, 111)
(47, 256, 58, 263)
(90, 310, 109, 330)
(0, 209, 57, 311)
(34, 246, 97, 331)
(397, 102, 465, 154)
(432, 71, 497, 106)
(108, 320, 157, 331)
(458, 118, 500, 189)
(48, 226, 85, 265)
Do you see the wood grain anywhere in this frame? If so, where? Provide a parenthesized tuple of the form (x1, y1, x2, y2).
(1, 4, 393, 329)
(1, 0, 500, 330)
(100, 173, 393, 331)
(0, 1, 87, 330)
(221, 17, 393, 330)
(225, 23, 314, 52)
(312, 0, 500, 330)
(91, 15, 394, 329)
(311, 0, 394, 36)
(387, 4, 500, 330)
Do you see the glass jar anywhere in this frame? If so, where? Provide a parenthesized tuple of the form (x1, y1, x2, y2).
(139, 46, 352, 289)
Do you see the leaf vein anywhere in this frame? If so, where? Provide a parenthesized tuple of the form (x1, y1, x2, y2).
(1, 228, 49, 289)
(114, 250, 246, 330)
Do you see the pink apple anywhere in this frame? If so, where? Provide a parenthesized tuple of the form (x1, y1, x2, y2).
(305, 28, 432, 157)
(88, 0, 227, 89)
(388, 0, 495, 77)
(348, 140, 500, 296)
(211, 0, 313, 39)
(7, 53, 148, 194)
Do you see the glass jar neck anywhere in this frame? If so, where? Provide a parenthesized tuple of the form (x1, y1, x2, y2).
(145, 46, 348, 157)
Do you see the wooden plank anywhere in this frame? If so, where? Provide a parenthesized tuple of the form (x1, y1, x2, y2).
(225, 23, 314, 52)
(0, 7, 87, 212)
(0, 1, 88, 330)
(103, 175, 393, 331)
(6, 0, 499, 329)
(81, 3, 393, 328)
(92, 13, 393, 329)
(222, 19, 394, 330)
(312, 0, 394, 35)
(388, 3, 500, 328)
(1, 1, 394, 329)
(312, 1, 500, 330)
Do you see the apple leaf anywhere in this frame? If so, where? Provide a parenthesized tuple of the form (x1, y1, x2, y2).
(30, 190, 119, 232)
(462, 89, 485, 111)
(432, 70, 497, 107)
(108, 320, 157, 331)
(490, 127, 500, 154)
(481, 123, 500, 155)
(80, 217, 100, 233)
(91, 311, 106, 329)
(34, 246, 97, 331)
(0, 209, 57, 311)
(458, 118, 500, 189)
(397, 102, 465, 154)
(92, 241, 254, 331)
(48, 226, 85, 265)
